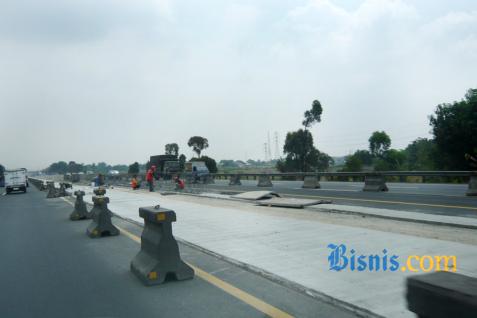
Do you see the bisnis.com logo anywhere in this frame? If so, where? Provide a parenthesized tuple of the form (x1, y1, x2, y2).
(327, 244, 457, 272)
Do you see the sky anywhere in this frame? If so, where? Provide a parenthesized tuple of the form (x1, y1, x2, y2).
(1, 0, 476, 170)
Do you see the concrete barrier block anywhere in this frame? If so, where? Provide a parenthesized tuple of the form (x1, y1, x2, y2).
(302, 175, 321, 189)
(466, 175, 477, 196)
(86, 196, 119, 238)
(131, 206, 194, 285)
(257, 175, 273, 187)
(407, 271, 477, 318)
(229, 175, 242, 186)
(363, 174, 388, 192)
(70, 190, 92, 220)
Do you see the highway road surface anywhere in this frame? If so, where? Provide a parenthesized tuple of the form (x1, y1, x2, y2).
(0, 187, 360, 318)
(203, 180, 477, 218)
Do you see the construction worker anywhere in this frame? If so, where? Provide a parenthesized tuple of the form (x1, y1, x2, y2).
(146, 165, 156, 192)
(131, 175, 140, 190)
(175, 176, 185, 190)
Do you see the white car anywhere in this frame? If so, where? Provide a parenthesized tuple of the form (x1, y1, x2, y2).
(5, 168, 28, 194)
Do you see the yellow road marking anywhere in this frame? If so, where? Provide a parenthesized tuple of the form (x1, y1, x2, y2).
(60, 198, 293, 318)
(117, 226, 294, 318)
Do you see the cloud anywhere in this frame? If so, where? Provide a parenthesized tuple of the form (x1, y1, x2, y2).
(0, 0, 476, 169)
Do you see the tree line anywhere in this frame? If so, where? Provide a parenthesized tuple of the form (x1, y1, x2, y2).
(341, 88, 477, 172)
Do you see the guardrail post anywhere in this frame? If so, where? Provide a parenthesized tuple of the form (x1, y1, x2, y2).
(363, 173, 388, 192)
(257, 175, 273, 187)
(131, 206, 194, 285)
(467, 174, 477, 196)
(406, 271, 477, 318)
(302, 175, 320, 189)
(229, 174, 241, 186)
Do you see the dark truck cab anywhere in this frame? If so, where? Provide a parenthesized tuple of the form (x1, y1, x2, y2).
(149, 155, 180, 180)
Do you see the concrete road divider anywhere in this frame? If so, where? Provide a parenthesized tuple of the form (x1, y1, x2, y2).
(70, 190, 92, 220)
(406, 271, 477, 318)
(229, 174, 242, 186)
(257, 175, 273, 187)
(131, 206, 194, 286)
(467, 175, 477, 196)
(46, 182, 58, 198)
(363, 173, 388, 192)
(86, 191, 119, 238)
(302, 175, 321, 189)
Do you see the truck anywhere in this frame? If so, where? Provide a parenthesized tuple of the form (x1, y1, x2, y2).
(184, 161, 210, 183)
(5, 168, 28, 194)
(149, 155, 180, 180)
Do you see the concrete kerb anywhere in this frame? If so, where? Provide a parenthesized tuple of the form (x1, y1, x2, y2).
(310, 206, 477, 230)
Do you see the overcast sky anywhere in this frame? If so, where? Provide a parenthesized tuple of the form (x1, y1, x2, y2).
(1, 0, 476, 170)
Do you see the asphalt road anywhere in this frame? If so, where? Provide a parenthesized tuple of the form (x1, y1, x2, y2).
(0, 187, 359, 318)
(204, 180, 477, 218)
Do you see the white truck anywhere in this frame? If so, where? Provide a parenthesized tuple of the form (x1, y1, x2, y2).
(5, 169, 28, 194)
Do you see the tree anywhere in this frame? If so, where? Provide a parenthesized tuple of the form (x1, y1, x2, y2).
(374, 149, 407, 171)
(188, 136, 209, 157)
(47, 161, 68, 174)
(128, 162, 140, 174)
(405, 138, 436, 170)
(179, 154, 186, 171)
(430, 88, 477, 170)
(302, 100, 323, 128)
(276, 129, 331, 172)
(369, 131, 391, 157)
(342, 155, 363, 172)
(67, 161, 84, 173)
(191, 156, 217, 173)
(165, 143, 179, 156)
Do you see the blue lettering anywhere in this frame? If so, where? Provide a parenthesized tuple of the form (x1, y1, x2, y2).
(327, 244, 348, 271)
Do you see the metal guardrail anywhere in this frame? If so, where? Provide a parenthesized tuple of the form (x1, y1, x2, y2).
(211, 171, 474, 178)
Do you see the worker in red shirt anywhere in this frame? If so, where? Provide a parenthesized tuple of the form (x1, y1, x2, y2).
(175, 176, 185, 190)
(146, 165, 156, 192)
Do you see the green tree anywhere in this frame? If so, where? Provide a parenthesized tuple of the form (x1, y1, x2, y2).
(179, 154, 186, 171)
(276, 129, 331, 172)
(165, 143, 179, 156)
(128, 162, 140, 174)
(369, 131, 391, 157)
(430, 88, 477, 169)
(188, 136, 209, 158)
(191, 156, 217, 173)
(341, 154, 363, 172)
(374, 149, 407, 171)
(47, 161, 68, 174)
(67, 161, 84, 173)
(405, 138, 436, 170)
(302, 100, 323, 128)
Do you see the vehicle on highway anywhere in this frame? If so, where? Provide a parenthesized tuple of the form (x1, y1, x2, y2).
(4, 168, 28, 194)
(185, 161, 210, 183)
(149, 154, 180, 180)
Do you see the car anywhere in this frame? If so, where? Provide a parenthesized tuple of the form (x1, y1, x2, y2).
(5, 168, 28, 194)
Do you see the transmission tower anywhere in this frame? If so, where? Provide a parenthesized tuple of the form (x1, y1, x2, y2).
(274, 132, 279, 159)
